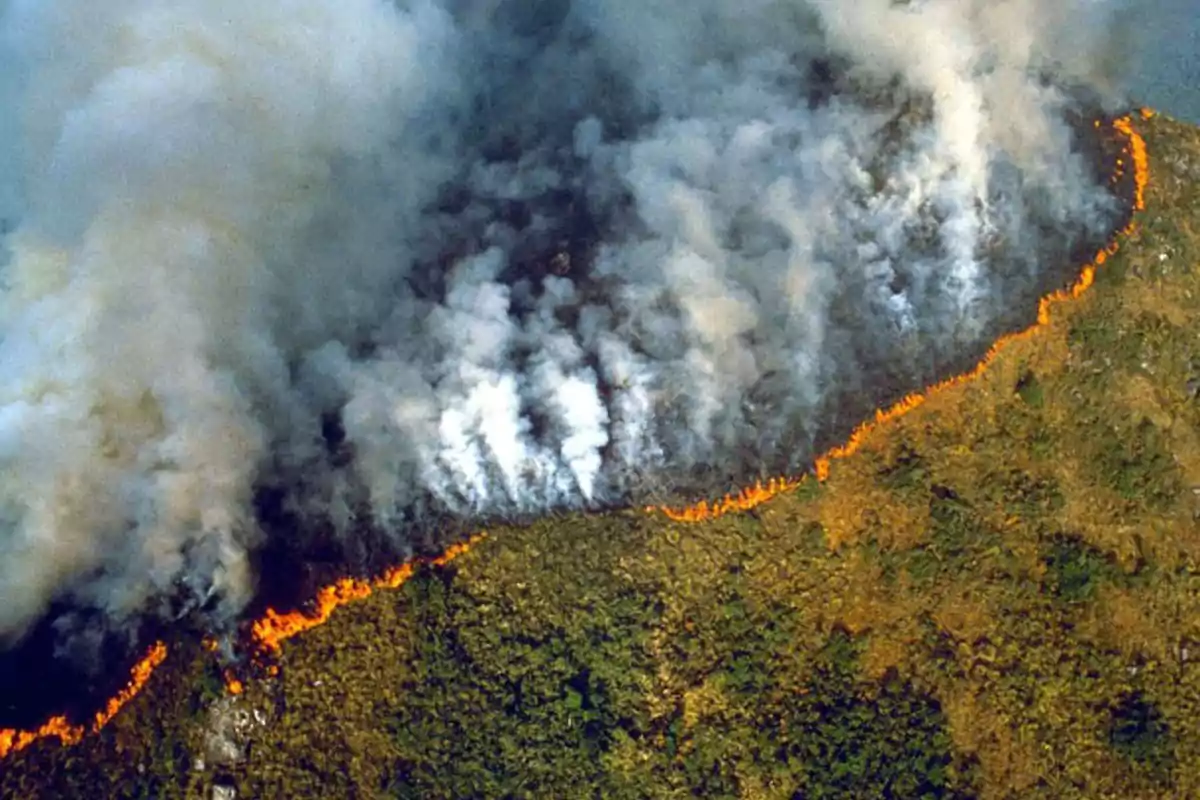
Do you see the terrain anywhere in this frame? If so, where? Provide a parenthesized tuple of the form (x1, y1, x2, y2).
(1, 110, 1198, 799)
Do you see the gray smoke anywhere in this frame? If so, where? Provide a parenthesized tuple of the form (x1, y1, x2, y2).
(0, 0, 1132, 643)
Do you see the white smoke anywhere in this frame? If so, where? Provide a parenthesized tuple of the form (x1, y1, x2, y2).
(0, 0, 1131, 643)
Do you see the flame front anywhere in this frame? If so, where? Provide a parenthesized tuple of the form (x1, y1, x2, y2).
(656, 110, 1152, 522)
(0, 110, 1154, 760)
(0, 641, 167, 760)
(247, 535, 486, 660)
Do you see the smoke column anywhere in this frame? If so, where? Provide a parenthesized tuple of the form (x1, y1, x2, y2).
(0, 0, 1132, 648)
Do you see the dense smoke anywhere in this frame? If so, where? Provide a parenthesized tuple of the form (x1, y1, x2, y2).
(0, 0, 1130, 645)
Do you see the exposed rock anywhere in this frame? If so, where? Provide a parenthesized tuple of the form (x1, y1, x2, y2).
(202, 695, 265, 768)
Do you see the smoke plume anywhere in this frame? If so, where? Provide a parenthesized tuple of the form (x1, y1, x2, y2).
(0, 0, 1131, 645)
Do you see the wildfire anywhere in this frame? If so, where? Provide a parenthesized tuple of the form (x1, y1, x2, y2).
(246, 534, 485, 660)
(0, 109, 1154, 761)
(655, 111, 1152, 522)
(0, 641, 167, 760)
(653, 476, 806, 522)
(0, 535, 486, 760)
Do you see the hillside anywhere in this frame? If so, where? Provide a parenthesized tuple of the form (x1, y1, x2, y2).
(2, 110, 1198, 799)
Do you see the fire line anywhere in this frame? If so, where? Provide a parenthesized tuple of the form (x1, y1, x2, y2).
(245, 535, 486, 662)
(0, 641, 167, 760)
(0, 109, 1153, 761)
(654, 110, 1152, 523)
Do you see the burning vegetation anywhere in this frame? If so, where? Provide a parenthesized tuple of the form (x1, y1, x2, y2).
(0, 1, 1180, 794)
(0, 109, 1154, 777)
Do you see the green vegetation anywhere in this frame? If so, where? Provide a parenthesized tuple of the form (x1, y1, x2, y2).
(2, 114, 1200, 799)
(383, 563, 662, 798)
(1088, 416, 1184, 511)
(1109, 691, 1175, 781)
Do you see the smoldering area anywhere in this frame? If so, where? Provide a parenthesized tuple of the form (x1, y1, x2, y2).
(0, 0, 1145, 726)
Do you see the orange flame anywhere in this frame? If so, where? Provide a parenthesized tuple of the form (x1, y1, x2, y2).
(651, 475, 805, 523)
(0, 108, 1155, 760)
(0, 641, 167, 760)
(655, 111, 1152, 522)
(246, 534, 486, 662)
